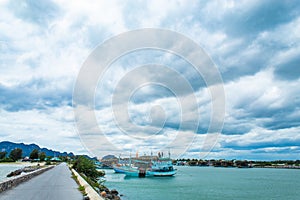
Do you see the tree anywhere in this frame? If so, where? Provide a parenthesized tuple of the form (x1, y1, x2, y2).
(9, 148, 22, 161)
(0, 151, 6, 159)
(39, 152, 46, 161)
(59, 156, 68, 162)
(73, 156, 104, 181)
(29, 149, 39, 159)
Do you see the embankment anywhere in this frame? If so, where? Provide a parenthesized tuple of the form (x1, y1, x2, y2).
(0, 165, 54, 192)
(72, 168, 104, 200)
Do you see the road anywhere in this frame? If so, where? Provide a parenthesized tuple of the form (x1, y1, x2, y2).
(0, 163, 82, 200)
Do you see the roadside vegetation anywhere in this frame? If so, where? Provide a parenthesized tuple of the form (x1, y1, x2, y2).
(72, 156, 105, 190)
(71, 170, 87, 196)
(71, 156, 121, 200)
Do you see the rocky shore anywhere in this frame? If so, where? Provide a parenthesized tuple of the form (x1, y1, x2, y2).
(99, 187, 121, 200)
(6, 165, 43, 177)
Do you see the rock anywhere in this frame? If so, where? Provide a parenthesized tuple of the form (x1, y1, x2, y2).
(113, 196, 121, 200)
(22, 165, 41, 173)
(6, 169, 22, 177)
(106, 194, 113, 199)
(104, 188, 110, 193)
(99, 185, 107, 192)
(83, 196, 90, 200)
(111, 189, 119, 195)
(100, 191, 107, 198)
(23, 166, 36, 173)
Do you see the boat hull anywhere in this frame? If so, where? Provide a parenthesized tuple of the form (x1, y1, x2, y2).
(113, 165, 138, 174)
(114, 167, 126, 173)
(123, 169, 176, 177)
(150, 170, 176, 176)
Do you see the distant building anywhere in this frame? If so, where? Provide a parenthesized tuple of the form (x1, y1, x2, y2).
(50, 157, 61, 162)
(22, 157, 31, 162)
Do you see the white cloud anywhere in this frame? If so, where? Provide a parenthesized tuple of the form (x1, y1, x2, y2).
(1, 0, 300, 159)
(221, 126, 300, 148)
(0, 107, 86, 154)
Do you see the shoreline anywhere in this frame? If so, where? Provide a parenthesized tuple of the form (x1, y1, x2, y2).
(252, 165, 300, 169)
(0, 162, 42, 166)
(175, 165, 300, 169)
(0, 162, 48, 182)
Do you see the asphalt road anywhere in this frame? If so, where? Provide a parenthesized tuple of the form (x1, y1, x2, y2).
(0, 163, 82, 200)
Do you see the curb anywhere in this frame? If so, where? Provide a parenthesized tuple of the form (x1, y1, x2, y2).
(71, 169, 104, 200)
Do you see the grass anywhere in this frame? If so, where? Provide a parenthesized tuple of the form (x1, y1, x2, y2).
(78, 185, 85, 192)
(70, 170, 87, 196)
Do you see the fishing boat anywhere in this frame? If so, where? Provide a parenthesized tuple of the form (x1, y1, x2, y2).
(113, 157, 176, 177)
(148, 158, 176, 176)
(113, 155, 137, 173)
(113, 163, 138, 173)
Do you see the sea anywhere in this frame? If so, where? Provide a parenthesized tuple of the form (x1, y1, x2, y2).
(104, 166, 300, 200)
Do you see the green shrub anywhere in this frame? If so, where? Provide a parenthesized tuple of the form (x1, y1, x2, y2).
(73, 156, 104, 182)
(78, 185, 85, 192)
(45, 160, 51, 165)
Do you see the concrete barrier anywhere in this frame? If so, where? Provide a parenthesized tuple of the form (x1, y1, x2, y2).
(71, 169, 104, 200)
(0, 166, 54, 193)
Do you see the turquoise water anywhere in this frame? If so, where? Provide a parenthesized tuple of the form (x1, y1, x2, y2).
(104, 166, 300, 200)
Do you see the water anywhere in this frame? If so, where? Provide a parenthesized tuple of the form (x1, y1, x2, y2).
(104, 166, 300, 200)
(0, 164, 28, 182)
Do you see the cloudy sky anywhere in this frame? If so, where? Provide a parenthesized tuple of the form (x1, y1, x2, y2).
(1, 0, 300, 160)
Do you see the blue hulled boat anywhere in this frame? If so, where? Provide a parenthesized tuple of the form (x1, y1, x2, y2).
(113, 157, 176, 177)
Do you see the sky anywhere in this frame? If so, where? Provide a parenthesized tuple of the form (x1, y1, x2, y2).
(0, 0, 300, 160)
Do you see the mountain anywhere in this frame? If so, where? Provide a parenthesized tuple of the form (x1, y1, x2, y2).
(0, 141, 75, 158)
(101, 155, 117, 160)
